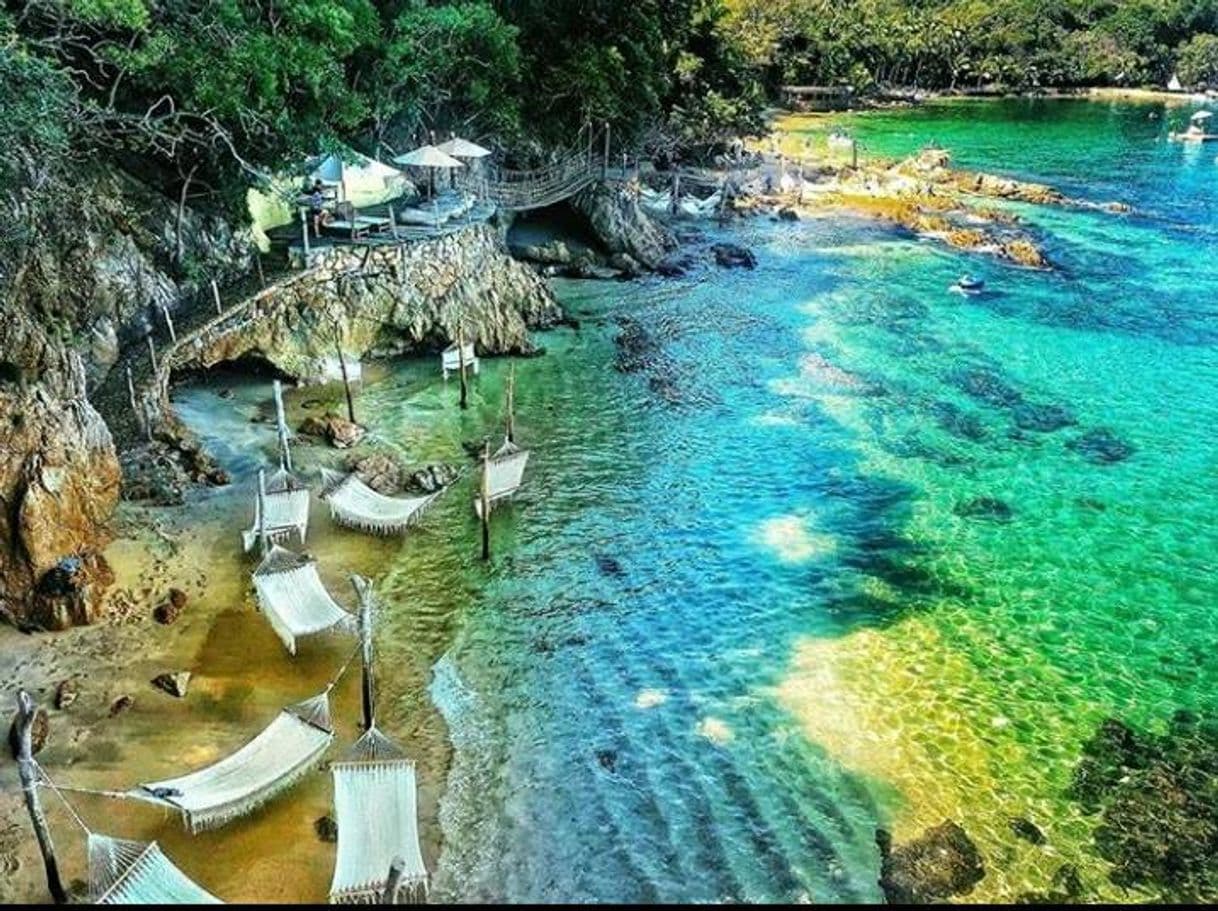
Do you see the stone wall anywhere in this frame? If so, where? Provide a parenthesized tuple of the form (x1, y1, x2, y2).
(158, 222, 562, 397)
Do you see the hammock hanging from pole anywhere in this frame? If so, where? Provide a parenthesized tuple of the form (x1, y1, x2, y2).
(253, 544, 357, 654)
(88, 833, 222, 904)
(329, 728, 428, 904)
(329, 577, 428, 903)
(319, 468, 442, 536)
(474, 365, 530, 517)
(241, 381, 310, 553)
(129, 690, 335, 833)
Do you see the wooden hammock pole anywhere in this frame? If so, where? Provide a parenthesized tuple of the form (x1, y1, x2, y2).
(257, 468, 268, 554)
(382, 856, 406, 904)
(15, 691, 68, 905)
(146, 334, 158, 374)
(126, 365, 149, 442)
(457, 326, 469, 411)
(506, 363, 516, 445)
(273, 379, 292, 473)
(356, 576, 375, 732)
(211, 278, 223, 315)
(480, 441, 491, 561)
(334, 322, 356, 424)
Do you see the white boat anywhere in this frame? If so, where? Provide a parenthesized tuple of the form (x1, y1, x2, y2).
(1169, 110, 1218, 142)
(950, 275, 986, 296)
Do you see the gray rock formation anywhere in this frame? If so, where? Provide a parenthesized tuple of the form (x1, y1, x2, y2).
(570, 180, 677, 269)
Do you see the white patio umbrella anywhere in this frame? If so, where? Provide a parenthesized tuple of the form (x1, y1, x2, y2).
(437, 137, 492, 159)
(392, 145, 464, 197)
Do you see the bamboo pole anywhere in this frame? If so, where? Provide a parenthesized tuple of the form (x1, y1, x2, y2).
(146, 335, 158, 374)
(257, 468, 268, 553)
(353, 575, 375, 732)
(480, 441, 491, 561)
(255, 256, 266, 289)
(14, 691, 67, 904)
(457, 326, 469, 411)
(382, 856, 406, 904)
(505, 363, 516, 445)
(333, 321, 356, 424)
(272, 379, 292, 473)
(211, 278, 222, 315)
(160, 304, 177, 343)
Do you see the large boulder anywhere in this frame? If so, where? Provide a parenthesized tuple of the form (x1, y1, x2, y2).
(570, 181, 677, 269)
(876, 821, 986, 903)
(300, 413, 366, 449)
(28, 553, 115, 631)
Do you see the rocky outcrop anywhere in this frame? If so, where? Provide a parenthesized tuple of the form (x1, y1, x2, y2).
(170, 224, 561, 386)
(877, 821, 986, 903)
(570, 181, 677, 269)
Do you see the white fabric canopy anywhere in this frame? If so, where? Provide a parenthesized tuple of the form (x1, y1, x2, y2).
(253, 545, 356, 654)
(321, 468, 441, 536)
(437, 137, 492, 159)
(133, 692, 334, 832)
(329, 729, 428, 903)
(89, 834, 222, 904)
(393, 145, 464, 169)
(475, 441, 530, 517)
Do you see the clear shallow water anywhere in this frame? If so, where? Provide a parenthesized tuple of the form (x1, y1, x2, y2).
(175, 98, 1218, 902)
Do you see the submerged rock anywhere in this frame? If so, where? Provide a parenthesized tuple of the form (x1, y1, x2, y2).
(54, 678, 79, 711)
(109, 694, 134, 716)
(930, 400, 988, 441)
(153, 588, 188, 625)
(876, 821, 985, 903)
(1017, 864, 1086, 904)
(29, 553, 115, 631)
(613, 318, 661, 373)
(1013, 402, 1077, 433)
(1068, 428, 1134, 464)
(948, 366, 1024, 409)
(300, 413, 366, 449)
(954, 497, 1014, 523)
(151, 671, 191, 699)
(314, 815, 338, 843)
(1009, 816, 1046, 845)
(712, 242, 757, 270)
(594, 554, 625, 578)
(1069, 712, 1218, 895)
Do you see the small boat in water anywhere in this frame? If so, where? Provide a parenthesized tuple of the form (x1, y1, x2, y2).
(1169, 110, 1218, 142)
(951, 275, 986, 295)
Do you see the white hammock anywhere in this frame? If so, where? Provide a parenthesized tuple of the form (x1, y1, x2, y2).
(131, 691, 334, 833)
(441, 342, 479, 378)
(330, 728, 428, 904)
(89, 834, 221, 904)
(320, 468, 441, 536)
(253, 545, 357, 654)
(241, 469, 310, 553)
(474, 441, 530, 517)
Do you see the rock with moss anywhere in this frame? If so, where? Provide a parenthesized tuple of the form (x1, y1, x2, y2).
(876, 820, 985, 903)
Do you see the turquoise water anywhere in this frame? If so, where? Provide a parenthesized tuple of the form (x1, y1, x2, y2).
(176, 99, 1218, 902)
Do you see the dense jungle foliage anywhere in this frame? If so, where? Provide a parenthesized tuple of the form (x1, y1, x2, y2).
(2, 0, 1217, 220)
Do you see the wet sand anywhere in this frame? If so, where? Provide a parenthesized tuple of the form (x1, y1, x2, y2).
(0, 379, 456, 903)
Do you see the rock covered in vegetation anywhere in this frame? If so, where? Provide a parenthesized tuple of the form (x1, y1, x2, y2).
(1070, 712, 1218, 897)
(876, 821, 986, 903)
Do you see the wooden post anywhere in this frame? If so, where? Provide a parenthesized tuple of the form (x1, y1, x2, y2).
(146, 334, 158, 374)
(300, 206, 310, 258)
(15, 691, 68, 905)
(382, 856, 406, 904)
(272, 379, 292, 473)
(160, 304, 177, 343)
(255, 256, 266, 289)
(126, 365, 149, 442)
(480, 441, 491, 561)
(457, 326, 469, 411)
(797, 163, 805, 204)
(602, 122, 610, 179)
(852, 139, 859, 170)
(334, 322, 356, 424)
(256, 468, 268, 554)
(211, 278, 222, 315)
(670, 171, 680, 217)
(387, 203, 398, 240)
(505, 363, 516, 445)
(353, 575, 375, 732)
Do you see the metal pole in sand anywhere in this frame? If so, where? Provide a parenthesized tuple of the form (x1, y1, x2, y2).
(14, 691, 67, 904)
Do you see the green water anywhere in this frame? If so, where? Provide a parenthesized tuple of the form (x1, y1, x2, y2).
(177, 98, 1218, 902)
